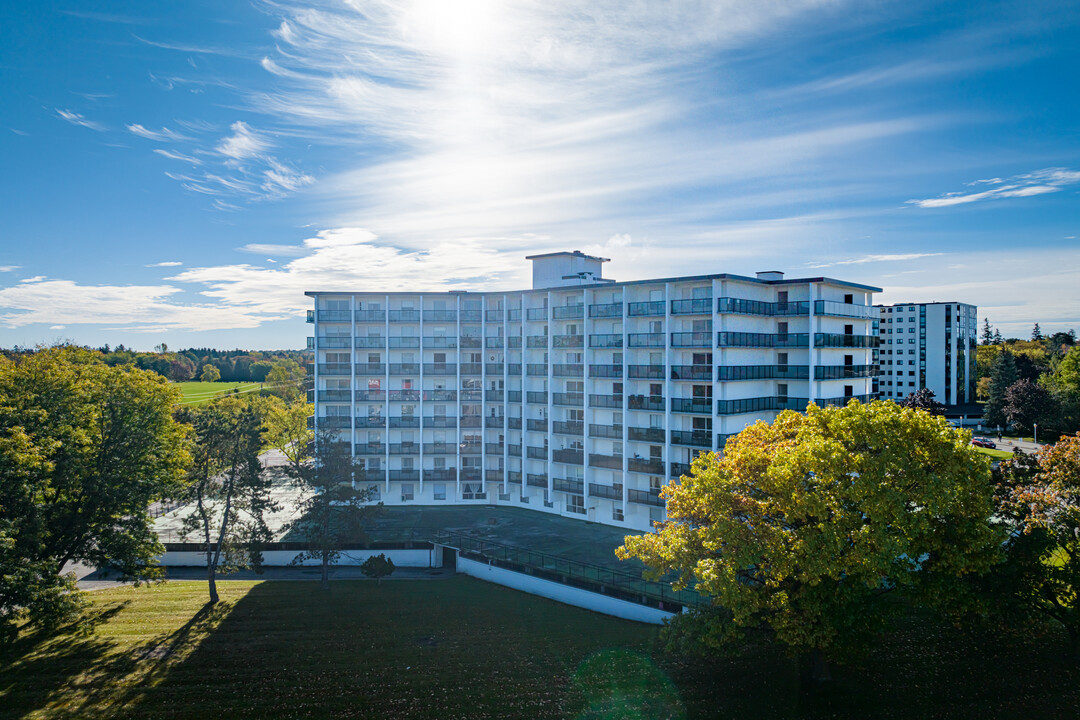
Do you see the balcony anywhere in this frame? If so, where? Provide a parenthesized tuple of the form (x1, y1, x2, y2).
(627, 365, 664, 379)
(485, 443, 504, 454)
(388, 337, 420, 348)
(671, 430, 712, 448)
(508, 444, 522, 457)
(387, 389, 420, 401)
(670, 365, 712, 381)
(388, 309, 420, 322)
(389, 443, 419, 455)
(628, 488, 664, 507)
(423, 310, 457, 322)
(460, 337, 481, 348)
(716, 297, 809, 317)
(552, 420, 584, 435)
(526, 446, 548, 460)
(589, 453, 623, 470)
(389, 469, 419, 482)
(459, 416, 482, 428)
(589, 364, 622, 378)
(526, 391, 548, 404)
(507, 309, 522, 321)
(388, 363, 419, 375)
(670, 332, 712, 348)
(424, 442, 458, 454)
(588, 394, 623, 408)
(388, 416, 420, 428)
(507, 470, 522, 484)
(814, 334, 880, 349)
(526, 473, 548, 488)
(306, 309, 315, 323)
(589, 334, 623, 348)
(485, 469, 505, 482)
(527, 418, 548, 432)
(424, 363, 457, 375)
(485, 389, 504, 402)
(552, 392, 584, 407)
(362, 470, 387, 483)
(317, 337, 352, 348)
(628, 426, 664, 443)
(628, 457, 664, 475)
(354, 443, 386, 456)
(355, 362, 386, 375)
(355, 309, 386, 322)
(318, 389, 352, 402)
(552, 364, 583, 378)
(628, 395, 665, 411)
(423, 416, 457, 428)
(506, 391, 522, 404)
(553, 478, 584, 494)
(426, 468, 457, 481)
(485, 309, 504, 322)
(526, 307, 549, 321)
(423, 389, 456, 401)
(317, 310, 351, 322)
(354, 416, 385, 428)
(422, 336, 457, 348)
(552, 448, 584, 464)
(669, 462, 690, 478)
(717, 332, 809, 348)
(715, 396, 808, 415)
(717, 365, 809, 381)
(815, 365, 878, 380)
(670, 298, 712, 315)
(671, 398, 712, 415)
(627, 301, 664, 317)
(526, 363, 547, 377)
(507, 364, 523, 376)
(319, 416, 352, 429)
(460, 310, 482, 323)
(318, 363, 352, 376)
(552, 334, 584, 348)
(818, 394, 873, 407)
(460, 363, 482, 375)
(485, 363, 504, 376)
(508, 416, 522, 429)
(552, 305, 584, 320)
(460, 440, 482, 454)
(589, 423, 623, 439)
(526, 336, 548, 349)
(485, 337, 504, 350)
(628, 333, 664, 348)
(589, 302, 623, 318)
(355, 390, 386, 402)
(508, 337, 522, 349)
(814, 300, 876, 319)
(589, 483, 623, 500)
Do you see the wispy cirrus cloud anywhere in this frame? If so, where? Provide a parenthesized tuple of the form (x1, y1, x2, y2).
(217, 121, 269, 160)
(153, 148, 202, 164)
(127, 123, 191, 142)
(0, 266, 20, 273)
(908, 167, 1080, 208)
(146, 261, 183, 267)
(806, 253, 945, 269)
(55, 109, 106, 131)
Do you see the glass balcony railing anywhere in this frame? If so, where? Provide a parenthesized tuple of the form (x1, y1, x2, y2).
(588, 394, 623, 408)
(670, 430, 712, 448)
(716, 365, 809, 381)
(589, 334, 623, 348)
(388, 337, 420, 348)
(814, 300, 876, 319)
(814, 334, 880, 348)
(627, 365, 664, 379)
(589, 364, 623, 378)
(628, 333, 664, 348)
(717, 332, 809, 348)
(589, 302, 623, 318)
(627, 301, 664, 317)
(552, 305, 584, 319)
(628, 395, 665, 411)
(670, 298, 713, 315)
(670, 365, 712, 381)
(670, 398, 713, 415)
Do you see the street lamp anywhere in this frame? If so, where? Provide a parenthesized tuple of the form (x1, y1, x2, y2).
(1034, 424, 1038, 446)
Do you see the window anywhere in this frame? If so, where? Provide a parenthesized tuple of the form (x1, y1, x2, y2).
(401, 484, 414, 501)
(433, 483, 446, 500)
(612, 506, 624, 522)
(844, 294, 853, 304)
(778, 383, 789, 397)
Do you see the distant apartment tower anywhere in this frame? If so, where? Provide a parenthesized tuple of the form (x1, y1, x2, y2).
(306, 251, 881, 532)
(873, 302, 977, 405)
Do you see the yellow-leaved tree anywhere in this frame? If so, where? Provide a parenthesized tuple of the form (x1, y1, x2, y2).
(618, 400, 1002, 676)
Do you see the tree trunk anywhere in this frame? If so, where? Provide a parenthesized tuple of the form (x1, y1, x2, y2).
(208, 564, 219, 604)
(797, 648, 833, 711)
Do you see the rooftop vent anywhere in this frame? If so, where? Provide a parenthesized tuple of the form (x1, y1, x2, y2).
(756, 271, 784, 281)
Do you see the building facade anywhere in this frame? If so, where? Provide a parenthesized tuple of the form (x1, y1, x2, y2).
(874, 302, 977, 405)
(307, 252, 880, 532)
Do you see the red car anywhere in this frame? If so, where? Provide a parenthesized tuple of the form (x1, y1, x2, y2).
(971, 437, 996, 449)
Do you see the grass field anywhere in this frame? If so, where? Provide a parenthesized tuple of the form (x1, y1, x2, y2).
(975, 446, 1014, 460)
(2, 578, 1078, 719)
(175, 381, 262, 405)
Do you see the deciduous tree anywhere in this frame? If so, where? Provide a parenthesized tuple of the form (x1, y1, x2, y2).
(1003, 379, 1056, 436)
(617, 400, 1000, 676)
(0, 347, 189, 637)
(897, 387, 946, 415)
(264, 359, 306, 404)
(360, 553, 395, 585)
(985, 351, 1019, 430)
(200, 364, 221, 383)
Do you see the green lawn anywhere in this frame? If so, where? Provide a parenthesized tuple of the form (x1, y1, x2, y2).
(975, 446, 1014, 460)
(175, 381, 262, 405)
(2, 578, 1077, 719)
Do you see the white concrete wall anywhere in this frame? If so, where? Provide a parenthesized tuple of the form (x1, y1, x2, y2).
(456, 555, 675, 625)
(158, 548, 434, 567)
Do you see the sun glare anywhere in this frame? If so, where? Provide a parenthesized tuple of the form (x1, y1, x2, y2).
(404, 0, 503, 60)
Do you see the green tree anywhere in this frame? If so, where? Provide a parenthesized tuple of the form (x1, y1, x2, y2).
(982, 318, 995, 346)
(0, 347, 189, 637)
(287, 431, 378, 590)
(178, 397, 276, 604)
(617, 400, 1000, 677)
(249, 360, 274, 382)
(995, 435, 1080, 658)
(200, 363, 221, 383)
(360, 553, 395, 585)
(1041, 346, 1080, 435)
(994, 328, 1004, 345)
(265, 359, 306, 404)
(261, 398, 314, 476)
(1032, 323, 1044, 342)
(985, 351, 1019, 430)
(897, 387, 946, 415)
(1003, 379, 1056, 436)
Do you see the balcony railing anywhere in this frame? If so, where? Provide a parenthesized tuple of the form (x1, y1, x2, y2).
(460, 363, 482, 375)
(388, 337, 420, 348)
(389, 443, 419, 455)
(670, 298, 712, 315)
(526, 473, 548, 488)
(354, 443, 386, 456)
(423, 310, 457, 322)
(525, 307, 548, 321)
(423, 416, 457, 428)
(423, 389, 456, 401)
(627, 365, 664, 379)
(526, 363, 547, 377)
(388, 389, 420, 401)
(628, 395, 665, 411)
(526, 336, 548, 348)
(588, 394, 623, 408)
(526, 391, 548, 404)
(485, 363, 504, 376)
(671, 398, 713, 415)
(389, 469, 419, 482)
(552, 305, 584, 319)
(628, 458, 664, 475)
(552, 392, 584, 407)
(422, 336, 457, 348)
(527, 419, 548, 432)
(485, 389, 505, 402)
(460, 337, 481, 348)
(589, 423, 623, 439)
(715, 396, 808, 415)
(459, 416, 482, 428)
(354, 336, 387, 348)
(627, 301, 664, 317)
(507, 364, 523, 376)
(485, 309, 504, 322)
(716, 365, 809, 381)
(552, 364, 583, 377)
(318, 389, 352, 402)
(507, 470, 522, 484)
(552, 420, 584, 435)
(814, 334, 879, 348)
(671, 430, 712, 448)
(589, 453, 623, 470)
(628, 488, 664, 507)
(388, 363, 419, 375)
(589, 483, 623, 500)
(318, 363, 352, 375)
(485, 337, 504, 350)
(355, 363, 386, 375)
(317, 337, 352, 348)
(589, 334, 623, 348)
(670, 364, 712, 381)
(717, 332, 809, 348)
(716, 297, 810, 317)
(628, 333, 665, 348)
(552, 449, 584, 464)
(424, 442, 458, 454)
(355, 309, 386, 322)
(355, 390, 386, 402)
(817, 394, 874, 406)
(485, 469, 505, 482)
(388, 417, 420, 428)
(388, 309, 420, 322)
(670, 462, 690, 478)
(627, 426, 664, 443)
(354, 416, 385, 428)
(508, 444, 522, 457)
(815, 365, 878, 380)
(460, 310, 482, 323)
(589, 364, 622, 378)
(814, 300, 876, 319)
(423, 363, 457, 375)
(319, 416, 352, 428)
(317, 310, 351, 322)
(526, 446, 548, 460)
(553, 478, 584, 494)
(485, 443, 504, 454)
(507, 392, 522, 404)
(306, 309, 315, 323)
(552, 334, 584, 348)
(589, 302, 623, 318)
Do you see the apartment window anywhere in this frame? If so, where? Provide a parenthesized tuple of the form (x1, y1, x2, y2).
(612, 506, 624, 522)
(433, 483, 446, 500)
(844, 294, 853, 304)
(401, 484, 414, 501)
(778, 383, 789, 397)
(692, 286, 710, 299)
(844, 324, 854, 335)
(649, 414, 664, 429)
(649, 320, 663, 334)
(650, 383, 663, 397)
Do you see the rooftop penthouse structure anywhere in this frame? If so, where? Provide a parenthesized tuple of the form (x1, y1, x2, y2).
(306, 251, 881, 531)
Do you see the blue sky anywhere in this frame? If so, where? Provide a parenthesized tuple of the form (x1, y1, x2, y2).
(1, 0, 1078, 350)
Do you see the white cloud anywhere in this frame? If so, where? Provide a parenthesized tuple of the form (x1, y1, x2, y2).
(806, 253, 945, 269)
(153, 148, 202, 164)
(127, 124, 190, 141)
(908, 167, 1080, 208)
(49, 325, 65, 330)
(217, 121, 270, 160)
(146, 261, 183, 267)
(19, 276, 46, 283)
(237, 243, 310, 256)
(55, 109, 106, 131)
(0, 265, 19, 272)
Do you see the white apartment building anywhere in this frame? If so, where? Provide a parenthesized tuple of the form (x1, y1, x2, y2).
(306, 251, 880, 532)
(874, 302, 977, 405)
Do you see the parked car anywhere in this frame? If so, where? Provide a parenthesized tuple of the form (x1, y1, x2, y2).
(971, 437, 996, 449)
